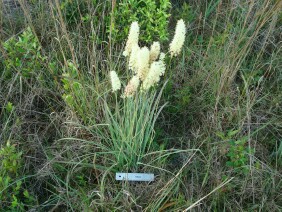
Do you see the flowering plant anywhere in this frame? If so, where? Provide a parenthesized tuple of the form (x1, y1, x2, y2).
(107, 20, 186, 170)
(110, 19, 186, 96)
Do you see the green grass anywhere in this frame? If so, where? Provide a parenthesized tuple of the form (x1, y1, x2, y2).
(0, 0, 281, 211)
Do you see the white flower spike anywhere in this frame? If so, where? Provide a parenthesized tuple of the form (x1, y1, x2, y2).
(123, 21, 140, 57)
(169, 19, 186, 57)
(110, 71, 121, 92)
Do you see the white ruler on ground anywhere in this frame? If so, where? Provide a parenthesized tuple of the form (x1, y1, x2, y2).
(116, 173, 154, 182)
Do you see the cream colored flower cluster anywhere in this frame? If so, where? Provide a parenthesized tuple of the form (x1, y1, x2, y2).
(110, 71, 121, 92)
(142, 60, 166, 90)
(110, 19, 186, 97)
(169, 19, 186, 57)
(123, 22, 139, 57)
(124, 76, 140, 97)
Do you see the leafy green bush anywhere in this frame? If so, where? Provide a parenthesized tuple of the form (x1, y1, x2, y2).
(0, 141, 36, 210)
(3, 27, 45, 79)
(61, 61, 99, 124)
(217, 130, 251, 174)
(111, 0, 171, 43)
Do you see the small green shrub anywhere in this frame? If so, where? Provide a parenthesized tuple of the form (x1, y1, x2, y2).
(0, 141, 36, 210)
(111, 0, 171, 43)
(217, 130, 251, 174)
(61, 61, 98, 124)
(226, 137, 250, 173)
(3, 27, 45, 79)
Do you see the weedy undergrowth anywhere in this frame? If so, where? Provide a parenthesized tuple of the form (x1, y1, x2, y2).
(1, 0, 281, 210)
